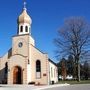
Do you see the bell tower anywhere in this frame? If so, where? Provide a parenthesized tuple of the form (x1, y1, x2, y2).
(12, 0, 35, 57)
(17, 1, 32, 35)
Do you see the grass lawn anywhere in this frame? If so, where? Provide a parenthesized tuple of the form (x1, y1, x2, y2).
(57, 80, 90, 84)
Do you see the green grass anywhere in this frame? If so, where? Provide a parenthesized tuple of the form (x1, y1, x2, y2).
(57, 80, 90, 84)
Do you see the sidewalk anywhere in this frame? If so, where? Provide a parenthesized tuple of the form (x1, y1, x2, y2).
(0, 84, 69, 90)
(34, 83, 70, 90)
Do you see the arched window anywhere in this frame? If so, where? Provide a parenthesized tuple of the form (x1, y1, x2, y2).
(25, 26, 28, 32)
(36, 60, 41, 78)
(20, 26, 23, 32)
(36, 60, 41, 72)
(5, 62, 8, 74)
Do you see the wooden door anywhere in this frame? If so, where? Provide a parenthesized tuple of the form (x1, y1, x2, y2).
(13, 66, 22, 84)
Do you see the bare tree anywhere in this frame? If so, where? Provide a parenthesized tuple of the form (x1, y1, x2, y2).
(54, 17, 90, 81)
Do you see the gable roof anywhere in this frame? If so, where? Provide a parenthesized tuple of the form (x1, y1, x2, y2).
(48, 59, 57, 66)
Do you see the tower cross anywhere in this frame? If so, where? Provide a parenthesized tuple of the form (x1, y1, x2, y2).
(23, 0, 27, 9)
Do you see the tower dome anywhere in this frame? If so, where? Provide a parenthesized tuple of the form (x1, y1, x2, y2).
(18, 8, 32, 25)
(17, 1, 32, 35)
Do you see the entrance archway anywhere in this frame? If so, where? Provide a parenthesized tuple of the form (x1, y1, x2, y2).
(13, 66, 22, 84)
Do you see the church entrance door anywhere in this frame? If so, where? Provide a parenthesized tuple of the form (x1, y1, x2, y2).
(13, 66, 22, 84)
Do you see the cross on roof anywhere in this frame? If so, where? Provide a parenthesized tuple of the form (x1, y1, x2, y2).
(23, 0, 27, 9)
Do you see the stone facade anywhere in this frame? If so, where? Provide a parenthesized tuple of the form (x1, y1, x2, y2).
(0, 2, 58, 85)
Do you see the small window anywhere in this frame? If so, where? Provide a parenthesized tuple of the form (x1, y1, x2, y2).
(25, 26, 28, 32)
(20, 26, 23, 32)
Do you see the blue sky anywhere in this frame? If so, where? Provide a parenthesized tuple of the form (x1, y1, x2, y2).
(0, 0, 90, 62)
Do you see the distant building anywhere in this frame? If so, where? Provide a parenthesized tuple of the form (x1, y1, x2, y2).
(0, 1, 58, 84)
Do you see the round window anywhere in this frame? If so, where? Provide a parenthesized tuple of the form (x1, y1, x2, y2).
(18, 42, 23, 48)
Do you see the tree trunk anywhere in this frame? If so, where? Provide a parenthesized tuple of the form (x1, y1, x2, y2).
(73, 63, 77, 80)
(77, 61, 80, 82)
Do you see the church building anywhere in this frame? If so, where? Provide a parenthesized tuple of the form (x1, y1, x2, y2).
(0, 2, 58, 85)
